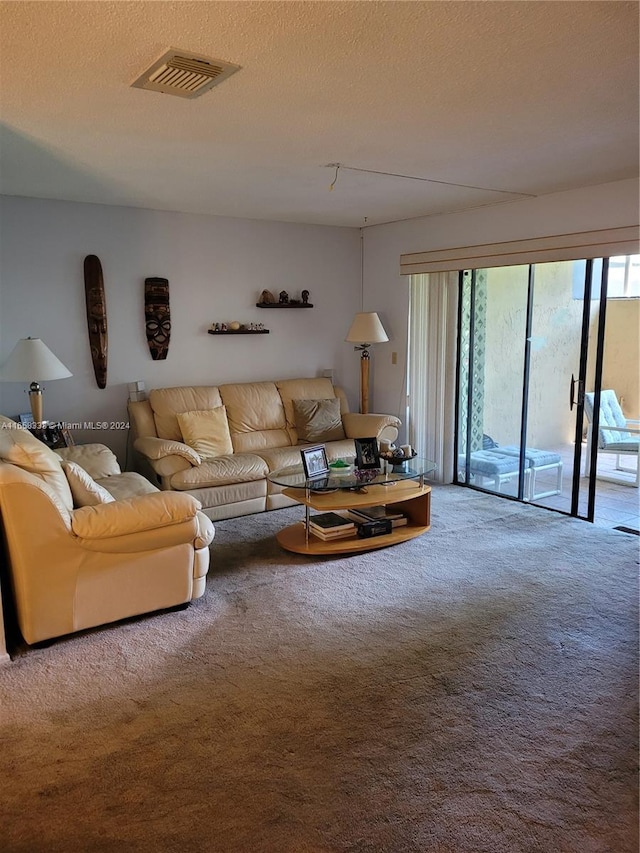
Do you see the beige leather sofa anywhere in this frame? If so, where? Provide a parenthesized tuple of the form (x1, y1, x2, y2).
(0, 417, 214, 645)
(129, 376, 401, 521)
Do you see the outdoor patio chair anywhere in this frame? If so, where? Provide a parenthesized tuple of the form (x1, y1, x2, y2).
(584, 390, 639, 487)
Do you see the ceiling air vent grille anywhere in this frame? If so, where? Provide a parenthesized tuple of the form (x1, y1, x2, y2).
(132, 48, 241, 99)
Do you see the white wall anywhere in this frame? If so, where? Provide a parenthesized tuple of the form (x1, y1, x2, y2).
(363, 178, 640, 446)
(0, 197, 361, 463)
(602, 299, 640, 420)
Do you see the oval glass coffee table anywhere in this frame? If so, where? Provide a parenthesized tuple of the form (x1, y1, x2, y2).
(268, 457, 437, 555)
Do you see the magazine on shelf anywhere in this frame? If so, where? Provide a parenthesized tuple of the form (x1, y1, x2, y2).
(309, 512, 355, 531)
(347, 505, 406, 523)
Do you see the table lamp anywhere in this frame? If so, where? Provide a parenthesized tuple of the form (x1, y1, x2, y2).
(0, 337, 72, 424)
(345, 312, 389, 414)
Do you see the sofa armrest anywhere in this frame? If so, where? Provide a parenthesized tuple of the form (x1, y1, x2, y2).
(134, 436, 201, 468)
(56, 443, 121, 478)
(342, 412, 401, 442)
(71, 491, 202, 540)
(195, 510, 215, 550)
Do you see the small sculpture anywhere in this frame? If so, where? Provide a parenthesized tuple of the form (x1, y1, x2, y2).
(259, 289, 275, 304)
(301, 290, 310, 304)
(279, 290, 289, 303)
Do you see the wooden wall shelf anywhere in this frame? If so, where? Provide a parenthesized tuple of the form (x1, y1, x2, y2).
(208, 329, 269, 335)
(256, 302, 313, 309)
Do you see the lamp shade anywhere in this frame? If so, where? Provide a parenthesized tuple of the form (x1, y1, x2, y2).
(0, 338, 72, 381)
(345, 312, 389, 345)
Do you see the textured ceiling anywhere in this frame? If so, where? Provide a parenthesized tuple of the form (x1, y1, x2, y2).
(0, 1, 638, 227)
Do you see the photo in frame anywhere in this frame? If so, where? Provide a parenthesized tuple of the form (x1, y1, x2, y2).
(300, 444, 330, 479)
(354, 436, 380, 470)
(28, 421, 72, 450)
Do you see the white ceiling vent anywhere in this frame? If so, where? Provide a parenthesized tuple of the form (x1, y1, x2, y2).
(132, 48, 241, 99)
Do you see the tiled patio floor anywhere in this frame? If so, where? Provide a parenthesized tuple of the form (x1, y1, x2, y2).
(466, 443, 639, 532)
(537, 443, 639, 531)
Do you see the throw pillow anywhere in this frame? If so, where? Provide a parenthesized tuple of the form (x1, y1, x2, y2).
(293, 398, 345, 444)
(177, 406, 234, 458)
(62, 460, 115, 508)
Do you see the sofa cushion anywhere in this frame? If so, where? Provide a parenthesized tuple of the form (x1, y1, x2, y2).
(149, 386, 223, 441)
(95, 471, 160, 501)
(293, 398, 346, 444)
(0, 420, 74, 511)
(169, 453, 269, 490)
(256, 438, 356, 474)
(177, 407, 233, 458)
(62, 460, 115, 507)
(219, 382, 290, 453)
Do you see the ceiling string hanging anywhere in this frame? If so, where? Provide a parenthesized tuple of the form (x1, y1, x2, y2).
(325, 163, 535, 198)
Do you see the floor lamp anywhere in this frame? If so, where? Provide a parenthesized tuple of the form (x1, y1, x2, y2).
(345, 312, 389, 414)
(0, 337, 72, 424)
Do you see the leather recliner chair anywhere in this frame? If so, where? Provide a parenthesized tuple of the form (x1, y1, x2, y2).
(0, 417, 214, 645)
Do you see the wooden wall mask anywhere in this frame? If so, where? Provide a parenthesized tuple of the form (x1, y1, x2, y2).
(84, 254, 108, 389)
(145, 277, 171, 360)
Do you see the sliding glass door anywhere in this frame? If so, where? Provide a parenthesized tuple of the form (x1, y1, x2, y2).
(456, 266, 530, 501)
(455, 256, 629, 523)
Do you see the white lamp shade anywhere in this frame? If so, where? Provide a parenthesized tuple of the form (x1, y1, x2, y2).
(345, 312, 389, 345)
(0, 338, 72, 382)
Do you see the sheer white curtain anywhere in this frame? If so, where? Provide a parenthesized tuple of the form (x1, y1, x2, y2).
(408, 272, 458, 483)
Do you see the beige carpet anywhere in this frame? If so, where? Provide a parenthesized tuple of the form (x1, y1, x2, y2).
(0, 486, 637, 853)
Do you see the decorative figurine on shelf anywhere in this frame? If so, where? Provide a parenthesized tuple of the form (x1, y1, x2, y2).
(229, 321, 240, 331)
(221, 322, 228, 331)
(301, 290, 310, 304)
(259, 290, 275, 304)
(279, 290, 289, 303)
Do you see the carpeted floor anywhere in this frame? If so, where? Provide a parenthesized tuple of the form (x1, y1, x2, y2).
(0, 486, 637, 853)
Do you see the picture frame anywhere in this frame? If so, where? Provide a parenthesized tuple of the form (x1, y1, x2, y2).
(18, 412, 34, 428)
(60, 428, 75, 447)
(354, 436, 380, 470)
(28, 421, 73, 450)
(300, 444, 330, 479)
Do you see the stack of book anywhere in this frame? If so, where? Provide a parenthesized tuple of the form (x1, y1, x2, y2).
(308, 512, 356, 541)
(346, 505, 408, 528)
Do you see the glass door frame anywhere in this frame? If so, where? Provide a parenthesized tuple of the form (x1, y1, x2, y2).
(454, 258, 610, 522)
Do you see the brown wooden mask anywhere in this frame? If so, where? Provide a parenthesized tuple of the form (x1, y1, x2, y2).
(145, 277, 171, 361)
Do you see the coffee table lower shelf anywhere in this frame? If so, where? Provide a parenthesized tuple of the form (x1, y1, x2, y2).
(276, 480, 431, 555)
(276, 521, 429, 555)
